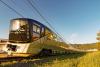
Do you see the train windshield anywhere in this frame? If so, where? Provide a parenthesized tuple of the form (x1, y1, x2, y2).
(10, 20, 27, 31)
(9, 19, 30, 43)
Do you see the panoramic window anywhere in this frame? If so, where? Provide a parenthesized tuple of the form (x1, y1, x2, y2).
(10, 20, 28, 31)
(20, 20, 28, 31)
(10, 20, 20, 31)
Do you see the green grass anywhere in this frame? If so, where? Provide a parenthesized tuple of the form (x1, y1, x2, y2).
(36, 51, 100, 67)
(1, 51, 100, 67)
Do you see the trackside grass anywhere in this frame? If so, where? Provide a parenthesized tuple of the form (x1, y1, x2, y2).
(36, 51, 100, 67)
(0, 52, 100, 67)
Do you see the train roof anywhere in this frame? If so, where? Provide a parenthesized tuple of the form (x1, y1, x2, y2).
(11, 18, 53, 32)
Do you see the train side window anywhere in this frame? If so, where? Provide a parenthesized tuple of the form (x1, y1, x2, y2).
(42, 27, 44, 33)
(45, 29, 50, 35)
(37, 27, 40, 33)
(33, 25, 37, 32)
(33, 24, 40, 34)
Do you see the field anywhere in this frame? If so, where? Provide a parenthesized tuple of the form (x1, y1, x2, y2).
(0, 51, 100, 67)
(35, 51, 100, 67)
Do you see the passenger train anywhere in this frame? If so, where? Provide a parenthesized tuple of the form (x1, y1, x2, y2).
(3, 18, 70, 57)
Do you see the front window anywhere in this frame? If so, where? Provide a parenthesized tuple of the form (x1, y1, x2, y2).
(10, 20, 27, 31)
(9, 19, 30, 43)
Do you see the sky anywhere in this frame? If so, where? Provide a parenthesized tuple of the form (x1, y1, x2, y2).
(0, 0, 100, 44)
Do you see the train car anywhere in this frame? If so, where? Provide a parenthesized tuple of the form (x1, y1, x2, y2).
(0, 18, 85, 58)
(2, 18, 60, 57)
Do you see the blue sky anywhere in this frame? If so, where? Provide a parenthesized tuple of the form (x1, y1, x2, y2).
(0, 0, 100, 44)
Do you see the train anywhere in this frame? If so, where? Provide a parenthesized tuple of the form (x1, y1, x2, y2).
(2, 18, 71, 57)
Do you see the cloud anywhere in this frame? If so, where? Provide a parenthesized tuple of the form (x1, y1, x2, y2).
(68, 33, 80, 44)
(66, 33, 97, 44)
(70, 33, 78, 39)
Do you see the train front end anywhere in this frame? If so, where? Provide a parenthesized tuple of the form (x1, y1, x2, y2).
(3, 19, 32, 56)
(9, 19, 31, 43)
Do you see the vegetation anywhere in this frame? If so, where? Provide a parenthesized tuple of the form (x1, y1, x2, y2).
(97, 42, 100, 50)
(1, 51, 100, 67)
(35, 51, 100, 67)
(72, 43, 97, 50)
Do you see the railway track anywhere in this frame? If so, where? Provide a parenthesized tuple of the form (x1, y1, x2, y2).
(0, 49, 87, 63)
